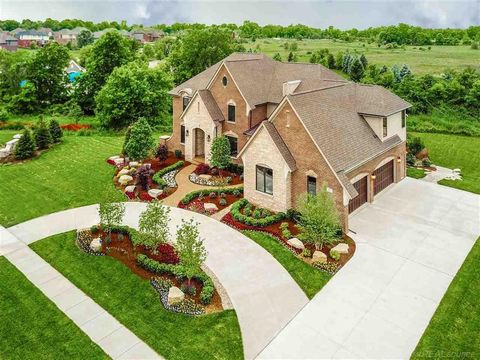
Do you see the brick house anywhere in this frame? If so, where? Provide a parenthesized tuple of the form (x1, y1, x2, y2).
(16, 30, 50, 48)
(0, 32, 18, 51)
(167, 53, 411, 230)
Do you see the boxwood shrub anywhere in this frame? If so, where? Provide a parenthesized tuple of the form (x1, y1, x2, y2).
(230, 199, 286, 227)
(180, 186, 244, 205)
(137, 254, 215, 305)
(152, 161, 184, 185)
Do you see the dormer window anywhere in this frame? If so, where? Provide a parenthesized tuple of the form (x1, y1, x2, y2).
(382, 117, 388, 137)
(182, 96, 190, 111)
(222, 76, 228, 86)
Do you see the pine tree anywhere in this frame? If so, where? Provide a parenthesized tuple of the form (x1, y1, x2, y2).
(273, 53, 282, 61)
(287, 51, 294, 62)
(34, 118, 52, 150)
(327, 53, 336, 69)
(399, 64, 412, 81)
(15, 129, 36, 160)
(348, 57, 365, 82)
(210, 136, 231, 169)
(360, 54, 368, 69)
(48, 119, 63, 143)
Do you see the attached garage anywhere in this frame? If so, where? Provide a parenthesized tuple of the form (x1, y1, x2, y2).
(348, 176, 368, 213)
(373, 160, 394, 195)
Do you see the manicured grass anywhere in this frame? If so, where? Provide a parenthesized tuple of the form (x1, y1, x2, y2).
(242, 230, 331, 299)
(412, 238, 480, 359)
(6, 114, 101, 126)
(31, 231, 243, 360)
(0, 256, 107, 359)
(0, 130, 18, 145)
(411, 132, 480, 194)
(407, 167, 426, 179)
(251, 38, 480, 75)
(0, 134, 124, 227)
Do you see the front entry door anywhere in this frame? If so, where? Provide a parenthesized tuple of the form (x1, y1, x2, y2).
(195, 128, 205, 156)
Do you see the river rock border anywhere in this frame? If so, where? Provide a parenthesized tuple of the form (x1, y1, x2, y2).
(150, 278, 205, 316)
(189, 173, 231, 187)
(201, 264, 233, 310)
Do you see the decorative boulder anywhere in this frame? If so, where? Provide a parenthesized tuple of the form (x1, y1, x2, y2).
(198, 174, 212, 181)
(109, 155, 120, 161)
(13, 134, 22, 139)
(204, 203, 218, 212)
(129, 161, 139, 167)
(124, 185, 136, 193)
(118, 174, 133, 185)
(312, 251, 327, 263)
(167, 286, 185, 305)
(332, 243, 349, 254)
(114, 158, 124, 166)
(118, 168, 130, 176)
(287, 237, 305, 250)
(148, 188, 163, 198)
(90, 238, 102, 252)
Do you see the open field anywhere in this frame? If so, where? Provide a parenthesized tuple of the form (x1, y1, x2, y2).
(411, 132, 480, 194)
(412, 238, 480, 359)
(31, 231, 243, 360)
(250, 38, 480, 75)
(0, 256, 107, 359)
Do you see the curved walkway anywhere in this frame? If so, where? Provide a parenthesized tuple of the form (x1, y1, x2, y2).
(4, 203, 308, 360)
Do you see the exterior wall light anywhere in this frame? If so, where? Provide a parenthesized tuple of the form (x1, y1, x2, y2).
(371, 174, 376, 180)
(186, 129, 189, 137)
(397, 156, 402, 163)
(207, 135, 211, 142)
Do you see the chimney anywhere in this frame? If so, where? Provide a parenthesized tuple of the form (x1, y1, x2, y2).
(282, 80, 301, 97)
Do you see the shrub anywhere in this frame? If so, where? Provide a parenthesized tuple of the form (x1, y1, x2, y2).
(230, 199, 286, 227)
(232, 189, 241, 197)
(180, 187, 243, 205)
(210, 167, 219, 176)
(174, 149, 182, 158)
(407, 136, 425, 156)
(422, 157, 432, 167)
(0, 107, 9, 121)
(253, 209, 262, 219)
(135, 165, 154, 190)
(226, 162, 244, 175)
(90, 225, 100, 233)
(14, 129, 36, 160)
(181, 282, 196, 296)
(194, 163, 210, 175)
(34, 118, 52, 150)
(209, 192, 217, 199)
(219, 198, 227, 206)
(152, 161, 184, 184)
(330, 249, 340, 261)
(220, 192, 227, 198)
(124, 118, 155, 161)
(48, 119, 63, 143)
(155, 144, 168, 162)
(155, 178, 167, 188)
(406, 152, 416, 166)
(301, 249, 312, 258)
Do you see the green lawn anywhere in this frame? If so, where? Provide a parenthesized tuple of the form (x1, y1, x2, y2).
(251, 38, 480, 75)
(407, 167, 426, 179)
(0, 134, 124, 227)
(31, 231, 243, 360)
(412, 238, 480, 358)
(0, 130, 18, 145)
(242, 230, 331, 299)
(5, 114, 101, 126)
(411, 132, 480, 194)
(0, 256, 108, 359)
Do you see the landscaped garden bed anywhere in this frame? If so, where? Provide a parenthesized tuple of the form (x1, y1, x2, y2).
(178, 187, 244, 215)
(189, 162, 243, 186)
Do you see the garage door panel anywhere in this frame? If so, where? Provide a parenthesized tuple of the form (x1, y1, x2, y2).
(373, 160, 394, 195)
(349, 176, 368, 213)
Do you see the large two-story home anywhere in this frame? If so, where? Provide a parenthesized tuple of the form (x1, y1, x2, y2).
(167, 53, 411, 230)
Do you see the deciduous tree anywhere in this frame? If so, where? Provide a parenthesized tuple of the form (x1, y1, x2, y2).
(176, 219, 207, 286)
(138, 201, 171, 252)
(124, 118, 155, 160)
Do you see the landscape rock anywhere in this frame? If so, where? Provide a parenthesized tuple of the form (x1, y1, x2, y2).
(124, 185, 136, 193)
(118, 168, 130, 176)
(198, 174, 212, 181)
(109, 155, 120, 161)
(204, 203, 218, 211)
(114, 158, 124, 166)
(118, 174, 133, 185)
(129, 161, 139, 167)
(13, 134, 22, 139)
(312, 251, 327, 263)
(287, 237, 305, 250)
(148, 188, 163, 198)
(332, 243, 349, 254)
(90, 238, 102, 252)
(167, 286, 184, 305)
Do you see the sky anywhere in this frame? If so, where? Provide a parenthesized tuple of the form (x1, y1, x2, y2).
(0, 0, 479, 29)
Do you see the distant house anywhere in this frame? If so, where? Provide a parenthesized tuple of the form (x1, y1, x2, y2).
(0, 32, 18, 51)
(54, 29, 76, 44)
(37, 27, 54, 38)
(16, 30, 50, 48)
(130, 29, 164, 43)
(93, 28, 130, 40)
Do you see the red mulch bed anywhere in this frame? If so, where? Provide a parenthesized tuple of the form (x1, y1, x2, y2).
(94, 228, 223, 313)
(221, 212, 356, 266)
(178, 193, 242, 214)
(60, 124, 91, 131)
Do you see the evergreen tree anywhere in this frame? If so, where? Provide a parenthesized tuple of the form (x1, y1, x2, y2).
(124, 118, 155, 160)
(360, 54, 368, 69)
(15, 129, 36, 160)
(34, 118, 52, 150)
(273, 53, 282, 61)
(335, 52, 344, 70)
(399, 64, 412, 81)
(287, 51, 294, 62)
(210, 136, 231, 169)
(342, 53, 351, 73)
(327, 53, 336, 69)
(48, 119, 63, 143)
(348, 57, 365, 82)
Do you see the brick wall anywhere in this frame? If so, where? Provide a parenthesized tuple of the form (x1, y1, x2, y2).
(166, 96, 185, 154)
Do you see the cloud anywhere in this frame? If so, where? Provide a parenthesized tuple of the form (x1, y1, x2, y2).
(0, 0, 478, 29)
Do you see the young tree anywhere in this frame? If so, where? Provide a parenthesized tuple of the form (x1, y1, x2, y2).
(48, 119, 63, 142)
(34, 118, 52, 150)
(272, 53, 282, 61)
(124, 118, 155, 160)
(359, 54, 368, 69)
(327, 53, 336, 69)
(15, 129, 36, 160)
(296, 184, 341, 250)
(138, 201, 171, 251)
(176, 219, 207, 286)
(287, 51, 294, 62)
(77, 30, 94, 48)
(98, 199, 125, 241)
(155, 143, 168, 163)
(348, 56, 365, 82)
(210, 136, 231, 169)
(95, 61, 172, 128)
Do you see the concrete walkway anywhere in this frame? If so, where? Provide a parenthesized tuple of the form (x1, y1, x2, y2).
(259, 178, 479, 359)
(0, 225, 161, 360)
(4, 203, 308, 360)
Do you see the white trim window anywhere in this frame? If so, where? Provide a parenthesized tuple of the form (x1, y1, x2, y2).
(256, 165, 273, 195)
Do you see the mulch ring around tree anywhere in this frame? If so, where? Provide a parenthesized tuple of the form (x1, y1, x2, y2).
(221, 212, 356, 273)
(91, 228, 224, 314)
(108, 152, 190, 202)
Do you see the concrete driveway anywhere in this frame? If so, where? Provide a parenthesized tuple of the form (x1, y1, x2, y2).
(259, 178, 479, 359)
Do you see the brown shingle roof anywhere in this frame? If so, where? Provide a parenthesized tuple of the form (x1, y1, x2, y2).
(262, 121, 297, 171)
(197, 89, 224, 122)
(356, 84, 411, 116)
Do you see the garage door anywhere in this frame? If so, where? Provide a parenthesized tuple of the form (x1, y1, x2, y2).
(373, 160, 394, 195)
(348, 176, 368, 213)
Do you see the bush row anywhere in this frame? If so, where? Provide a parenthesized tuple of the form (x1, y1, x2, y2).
(230, 199, 286, 227)
(180, 186, 244, 205)
(152, 161, 184, 185)
(137, 254, 214, 305)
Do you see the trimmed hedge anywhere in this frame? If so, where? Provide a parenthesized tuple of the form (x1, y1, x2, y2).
(180, 186, 244, 205)
(137, 254, 215, 305)
(230, 199, 286, 227)
(152, 161, 184, 185)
